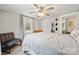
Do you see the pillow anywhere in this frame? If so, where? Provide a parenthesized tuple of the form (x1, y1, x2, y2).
(70, 29, 79, 39)
(75, 36, 79, 42)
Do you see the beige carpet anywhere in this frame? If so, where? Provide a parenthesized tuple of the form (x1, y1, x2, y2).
(3, 46, 27, 55)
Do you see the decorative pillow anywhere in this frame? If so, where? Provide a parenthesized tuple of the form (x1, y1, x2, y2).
(70, 29, 79, 39)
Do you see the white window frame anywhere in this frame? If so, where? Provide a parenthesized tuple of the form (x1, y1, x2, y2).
(23, 16, 33, 34)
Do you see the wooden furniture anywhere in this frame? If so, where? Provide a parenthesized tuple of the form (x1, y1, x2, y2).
(0, 32, 22, 54)
(34, 29, 43, 32)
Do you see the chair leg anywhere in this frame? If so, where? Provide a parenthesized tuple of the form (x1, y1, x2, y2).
(2, 49, 10, 54)
(6, 50, 10, 54)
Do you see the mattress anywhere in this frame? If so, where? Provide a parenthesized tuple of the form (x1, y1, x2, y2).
(22, 32, 79, 55)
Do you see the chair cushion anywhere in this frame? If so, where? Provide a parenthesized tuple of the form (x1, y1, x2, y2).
(4, 32, 15, 41)
(0, 32, 15, 43)
(5, 39, 20, 46)
(0, 34, 6, 43)
(2, 39, 21, 47)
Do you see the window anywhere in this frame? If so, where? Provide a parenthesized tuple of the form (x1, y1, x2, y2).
(23, 16, 33, 34)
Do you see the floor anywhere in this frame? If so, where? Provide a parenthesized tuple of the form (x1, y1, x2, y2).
(3, 46, 27, 55)
(3, 46, 79, 55)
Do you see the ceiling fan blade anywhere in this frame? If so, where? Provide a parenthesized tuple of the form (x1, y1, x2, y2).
(45, 13, 49, 16)
(43, 12, 49, 16)
(46, 7, 54, 10)
(33, 4, 39, 8)
(29, 12, 36, 13)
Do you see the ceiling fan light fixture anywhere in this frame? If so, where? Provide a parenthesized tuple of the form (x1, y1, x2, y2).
(31, 4, 54, 17)
(38, 12, 45, 16)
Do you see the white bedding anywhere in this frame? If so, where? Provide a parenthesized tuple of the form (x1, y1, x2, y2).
(22, 32, 79, 55)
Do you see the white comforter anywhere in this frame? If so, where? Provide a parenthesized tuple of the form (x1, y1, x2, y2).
(22, 32, 79, 55)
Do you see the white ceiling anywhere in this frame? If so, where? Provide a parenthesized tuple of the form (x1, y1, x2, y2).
(0, 4, 79, 18)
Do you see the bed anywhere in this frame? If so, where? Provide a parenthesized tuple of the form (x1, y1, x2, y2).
(22, 31, 79, 55)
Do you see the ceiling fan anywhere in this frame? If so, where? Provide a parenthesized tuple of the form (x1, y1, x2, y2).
(29, 4, 54, 17)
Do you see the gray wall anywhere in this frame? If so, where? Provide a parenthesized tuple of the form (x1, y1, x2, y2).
(0, 10, 20, 38)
